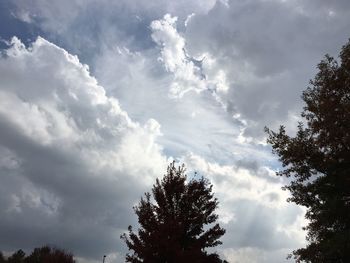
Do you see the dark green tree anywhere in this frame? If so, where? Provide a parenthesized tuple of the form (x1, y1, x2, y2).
(266, 39, 350, 262)
(121, 162, 227, 263)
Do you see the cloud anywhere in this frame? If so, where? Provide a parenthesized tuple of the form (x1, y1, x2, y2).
(93, 28, 245, 164)
(184, 0, 350, 139)
(150, 14, 229, 99)
(12, 0, 350, 140)
(0, 36, 168, 261)
(3, 0, 350, 262)
(183, 153, 306, 262)
(0, 36, 305, 263)
(150, 14, 206, 98)
(184, 153, 286, 208)
(220, 247, 292, 263)
(9, 0, 217, 63)
(92, 13, 257, 168)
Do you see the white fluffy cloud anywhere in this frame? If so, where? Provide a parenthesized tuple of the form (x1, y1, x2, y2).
(150, 14, 229, 98)
(0, 35, 305, 263)
(93, 32, 242, 163)
(1, 36, 167, 176)
(0, 36, 168, 262)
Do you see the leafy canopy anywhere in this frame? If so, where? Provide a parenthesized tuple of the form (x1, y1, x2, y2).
(121, 162, 226, 263)
(1, 246, 75, 263)
(266, 39, 350, 262)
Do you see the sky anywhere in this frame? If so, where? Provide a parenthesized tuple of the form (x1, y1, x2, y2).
(0, 0, 350, 262)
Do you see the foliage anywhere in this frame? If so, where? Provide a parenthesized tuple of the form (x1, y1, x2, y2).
(121, 162, 227, 263)
(25, 246, 75, 263)
(0, 252, 6, 263)
(0, 246, 75, 263)
(7, 250, 25, 263)
(265, 39, 350, 262)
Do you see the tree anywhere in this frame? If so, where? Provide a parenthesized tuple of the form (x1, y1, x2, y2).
(1, 246, 75, 263)
(0, 252, 6, 263)
(265, 39, 350, 262)
(7, 250, 25, 263)
(121, 162, 227, 263)
(25, 246, 75, 263)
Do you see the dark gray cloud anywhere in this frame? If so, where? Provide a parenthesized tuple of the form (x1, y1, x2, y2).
(185, 0, 350, 138)
(221, 200, 301, 250)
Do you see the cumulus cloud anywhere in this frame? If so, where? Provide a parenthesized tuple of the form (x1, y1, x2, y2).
(93, 29, 245, 164)
(150, 14, 229, 99)
(13, 0, 349, 140)
(0, 37, 305, 263)
(0, 36, 168, 261)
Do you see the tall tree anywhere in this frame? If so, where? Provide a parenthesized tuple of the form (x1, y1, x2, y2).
(121, 162, 226, 263)
(265, 39, 350, 262)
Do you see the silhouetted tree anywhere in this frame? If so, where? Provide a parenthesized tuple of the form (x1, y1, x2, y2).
(1, 246, 75, 263)
(25, 246, 75, 263)
(121, 162, 227, 263)
(266, 39, 350, 262)
(0, 252, 6, 263)
(7, 250, 25, 263)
